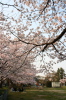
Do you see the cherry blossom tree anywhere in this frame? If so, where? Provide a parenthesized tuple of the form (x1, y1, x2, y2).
(0, 33, 36, 87)
(0, 0, 66, 76)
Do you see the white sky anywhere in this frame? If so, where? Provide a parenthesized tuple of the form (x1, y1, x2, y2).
(37, 60, 66, 76)
(53, 60, 66, 73)
(34, 56, 66, 76)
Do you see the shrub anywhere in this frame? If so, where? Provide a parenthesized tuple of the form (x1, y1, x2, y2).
(46, 81, 52, 87)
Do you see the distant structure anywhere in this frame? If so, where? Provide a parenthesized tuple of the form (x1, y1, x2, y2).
(60, 75, 66, 86)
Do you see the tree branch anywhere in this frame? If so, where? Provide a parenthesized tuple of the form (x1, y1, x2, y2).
(51, 28, 66, 44)
(52, 44, 66, 57)
(42, 28, 66, 51)
(37, 0, 50, 19)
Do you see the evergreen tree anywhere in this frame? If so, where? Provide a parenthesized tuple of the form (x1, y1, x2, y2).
(56, 67, 65, 81)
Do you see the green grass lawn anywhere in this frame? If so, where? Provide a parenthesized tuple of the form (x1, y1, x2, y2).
(7, 86, 66, 100)
(0, 87, 8, 96)
(0, 89, 4, 95)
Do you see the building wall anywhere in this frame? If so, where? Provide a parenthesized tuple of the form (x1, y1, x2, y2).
(52, 82, 60, 88)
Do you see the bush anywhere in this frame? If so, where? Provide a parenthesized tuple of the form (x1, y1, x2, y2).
(46, 81, 52, 87)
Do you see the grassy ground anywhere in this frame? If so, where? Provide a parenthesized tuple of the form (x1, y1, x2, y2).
(0, 87, 8, 95)
(7, 86, 66, 100)
(0, 89, 4, 95)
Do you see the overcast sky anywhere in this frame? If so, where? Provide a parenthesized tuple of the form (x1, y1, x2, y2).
(36, 60, 66, 76)
(53, 60, 66, 73)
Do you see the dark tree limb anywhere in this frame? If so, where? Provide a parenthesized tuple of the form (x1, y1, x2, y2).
(52, 44, 66, 57)
(51, 28, 66, 44)
(42, 28, 66, 52)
